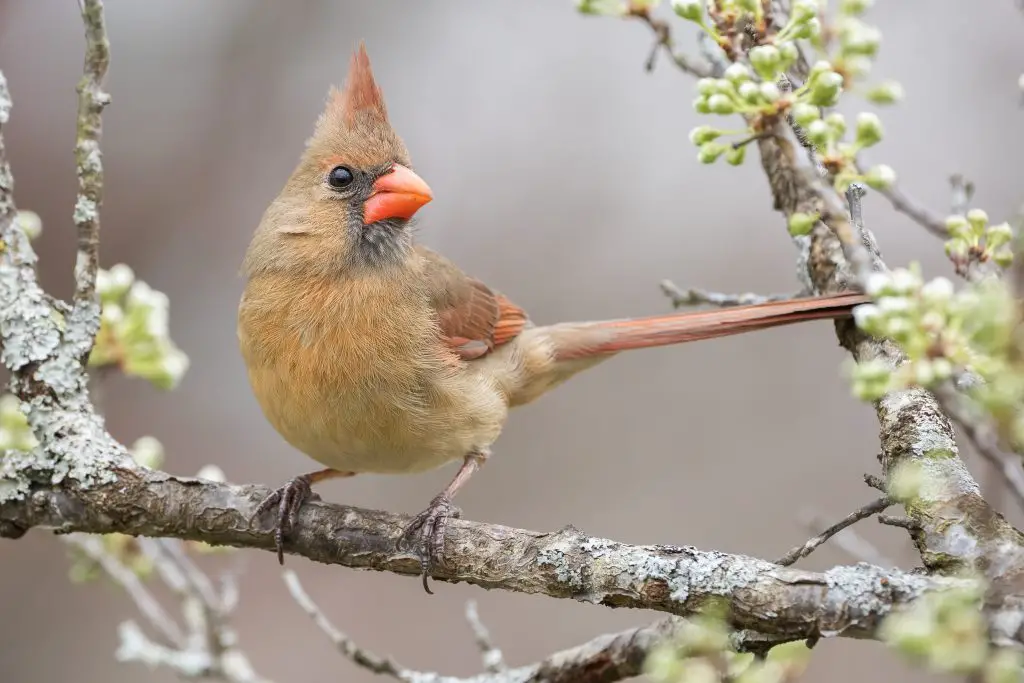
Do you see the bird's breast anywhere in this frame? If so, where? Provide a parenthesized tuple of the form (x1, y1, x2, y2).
(237, 273, 508, 474)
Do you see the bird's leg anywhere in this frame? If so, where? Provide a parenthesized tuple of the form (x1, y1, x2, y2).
(402, 448, 488, 594)
(254, 468, 354, 564)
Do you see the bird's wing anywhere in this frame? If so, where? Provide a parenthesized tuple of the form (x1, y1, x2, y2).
(416, 245, 528, 361)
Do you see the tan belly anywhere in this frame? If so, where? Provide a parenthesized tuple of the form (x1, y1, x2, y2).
(244, 350, 509, 475)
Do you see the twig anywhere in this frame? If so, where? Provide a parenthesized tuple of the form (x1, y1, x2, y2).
(63, 534, 186, 647)
(776, 497, 893, 567)
(864, 474, 887, 492)
(72, 0, 110, 323)
(799, 509, 896, 568)
(949, 173, 975, 217)
(283, 570, 408, 679)
(284, 571, 790, 683)
(626, 6, 713, 78)
(465, 601, 507, 674)
(659, 280, 802, 309)
(876, 184, 948, 238)
(878, 515, 922, 532)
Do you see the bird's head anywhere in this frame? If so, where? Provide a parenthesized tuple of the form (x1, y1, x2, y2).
(247, 43, 433, 278)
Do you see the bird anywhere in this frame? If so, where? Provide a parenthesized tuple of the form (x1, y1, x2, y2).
(237, 43, 870, 592)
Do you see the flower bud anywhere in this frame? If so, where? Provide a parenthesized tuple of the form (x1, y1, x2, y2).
(809, 71, 844, 106)
(855, 112, 883, 147)
(697, 78, 717, 96)
(839, 0, 873, 14)
(725, 63, 751, 83)
(967, 208, 989, 232)
(15, 210, 42, 240)
(788, 211, 818, 236)
(671, 0, 704, 21)
(791, 103, 820, 127)
(725, 145, 746, 166)
(759, 82, 781, 102)
(806, 120, 830, 148)
(689, 125, 722, 146)
(698, 142, 727, 164)
(707, 94, 735, 114)
(131, 436, 165, 470)
(986, 222, 1013, 249)
(920, 277, 954, 303)
(864, 164, 896, 189)
(944, 215, 971, 240)
(738, 81, 760, 103)
(866, 81, 904, 105)
(824, 112, 847, 138)
(749, 45, 781, 80)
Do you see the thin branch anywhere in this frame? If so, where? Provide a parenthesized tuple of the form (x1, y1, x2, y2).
(285, 571, 786, 683)
(878, 515, 922, 532)
(283, 570, 408, 678)
(626, 6, 713, 78)
(465, 601, 507, 674)
(876, 184, 949, 238)
(72, 0, 110, 329)
(798, 509, 896, 568)
(775, 497, 893, 567)
(63, 534, 186, 647)
(659, 280, 802, 309)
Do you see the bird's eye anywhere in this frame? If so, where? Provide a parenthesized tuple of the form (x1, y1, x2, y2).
(327, 165, 354, 189)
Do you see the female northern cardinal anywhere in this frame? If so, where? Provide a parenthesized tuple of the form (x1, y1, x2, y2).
(238, 44, 868, 590)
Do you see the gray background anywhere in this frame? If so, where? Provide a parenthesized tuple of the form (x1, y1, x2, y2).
(1, 1, 1021, 681)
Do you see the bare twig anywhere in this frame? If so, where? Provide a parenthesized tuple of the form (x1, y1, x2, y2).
(876, 184, 949, 238)
(63, 534, 186, 647)
(626, 6, 713, 78)
(465, 601, 507, 674)
(72, 0, 109, 330)
(283, 570, 408, 678)
(799, 509, 896, 568)
(659, 280, 802, 309)
(776, 497, 893, 567)
(878, 515, 922, 532)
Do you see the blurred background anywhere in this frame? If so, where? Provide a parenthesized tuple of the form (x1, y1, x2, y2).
(0, 1, 1021, 681)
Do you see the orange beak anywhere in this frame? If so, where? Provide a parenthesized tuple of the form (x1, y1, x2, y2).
(363, 163, 433, 225)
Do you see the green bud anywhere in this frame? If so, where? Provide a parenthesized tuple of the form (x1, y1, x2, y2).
(698, 142, 727, 164)
(749, 45, 781, 80)
(738, 82, 760, 103)
(864, 164, 896, 189)
(809, 71, 844, 106)
(777, 41, 799, 70)
(967, 208, 989, 232)
(791, 0, 818, 22)
(693, 97, 712, 114)
(15, 210, 42, 240)
(725, 63, 752, 83)
(130, 436, 165, 470)
(671, 0, 704, 21)
(196, 464, 226, 482)
(707, 94, 735, 114)
(842, 55, 873, 78)
(697, 78, 717, 96)
(841, 23, 881, 57)
(788, 211, 819, 236)
(689, 125, 722, 146)
(945, 238, 969, 260)
(824, 112, 847, 137)
(793, 16, 821, 39)
(725, 145, 746, 166)
(945, 215, 972, 240)
(994, 248, 1014, 268)
(809, 60, 833, 79)
(576, 0, 628, 15)
(866, 80, 904, 104)
(986, 222, 1014, 249)
(854, 112, 883, 147)
(791, 103, 820, 127)
(839, 0, 873, 14)
(806, 120, 830, 148)
(759, 82, 781, 102)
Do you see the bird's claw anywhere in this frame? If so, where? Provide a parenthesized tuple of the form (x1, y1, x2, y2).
(253, 475, 319, 564)
(401, 494, 461, 594)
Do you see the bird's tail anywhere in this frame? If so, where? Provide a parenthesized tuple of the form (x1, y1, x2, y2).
(548, 291, 870, 362)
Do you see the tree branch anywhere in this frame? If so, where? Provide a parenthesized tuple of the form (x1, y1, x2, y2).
(0, 467, 996, 646)
(775, 497, 893, 567)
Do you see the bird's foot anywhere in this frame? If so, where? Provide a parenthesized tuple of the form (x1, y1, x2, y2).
(401, 494, 461, 594)
(254, 474, 321, 564)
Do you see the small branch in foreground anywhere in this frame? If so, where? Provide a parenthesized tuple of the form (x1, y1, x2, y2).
(626, 6, 712, 78)
(798, 509, 896, 568)
(465, 601, 507, 674)
(776, 497, 893, 567)
(72, 0, 110, 320)
(659, 280, 802, 309)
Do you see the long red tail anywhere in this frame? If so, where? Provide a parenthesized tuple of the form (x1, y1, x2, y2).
(551, 292, 870, 361)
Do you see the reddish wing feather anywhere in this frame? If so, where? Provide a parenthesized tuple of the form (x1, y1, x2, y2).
(416, 246, 528, 360)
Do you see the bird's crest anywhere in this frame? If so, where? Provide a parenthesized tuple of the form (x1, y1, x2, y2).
(325, 42, 389, 127)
